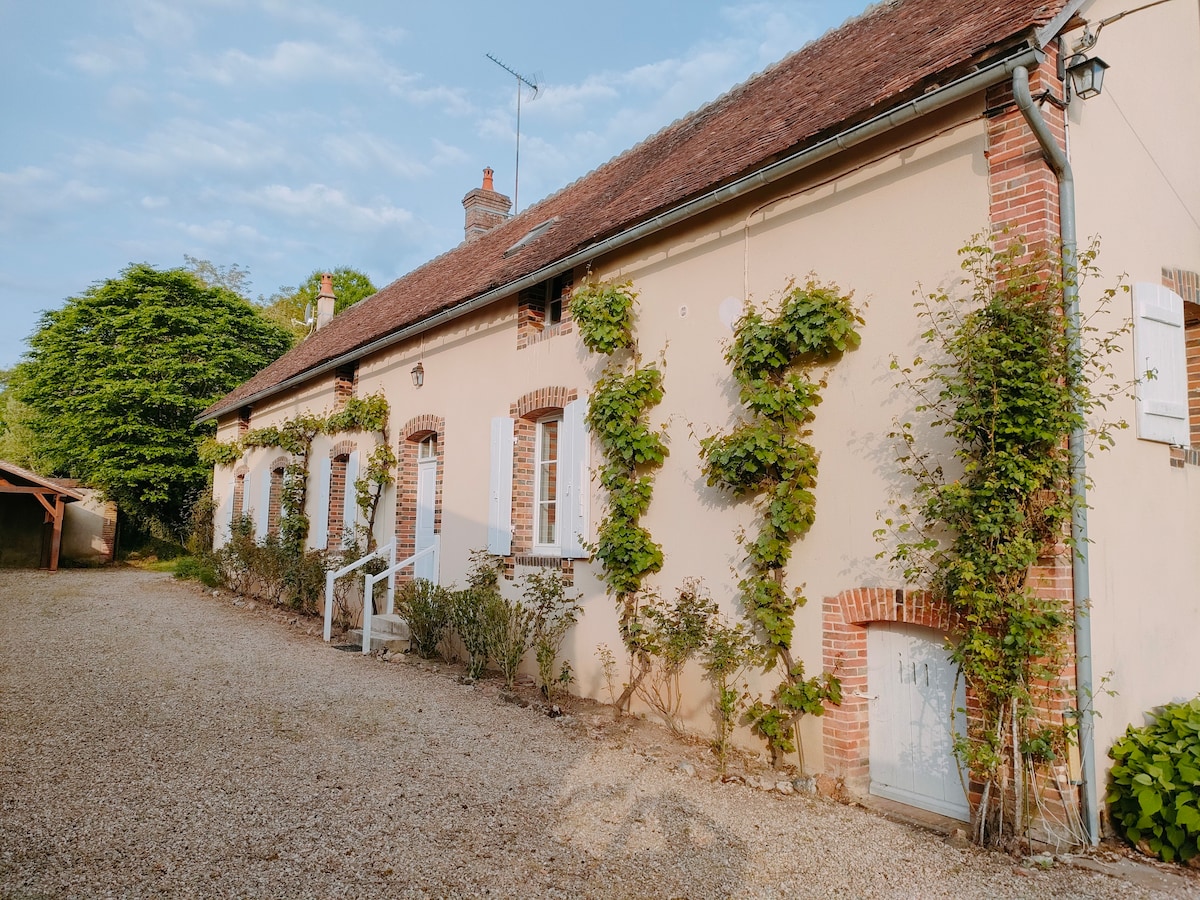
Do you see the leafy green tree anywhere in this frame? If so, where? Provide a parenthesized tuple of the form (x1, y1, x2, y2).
(260, 267, 377, 338)
(0, 368, 40, 469)
(183, 254, 252, 296)
(14, 264, 292, 533)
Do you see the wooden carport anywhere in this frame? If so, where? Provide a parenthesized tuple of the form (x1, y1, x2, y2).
(0, 461, 84, 572)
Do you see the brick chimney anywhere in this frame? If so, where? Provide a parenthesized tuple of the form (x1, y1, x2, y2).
(462, 167, 512, 242)
(316, 272, 336, 330)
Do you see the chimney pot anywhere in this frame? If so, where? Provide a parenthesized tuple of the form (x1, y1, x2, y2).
(483, 167, 495, 192)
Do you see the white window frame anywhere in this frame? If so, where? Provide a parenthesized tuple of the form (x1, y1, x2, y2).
(533, 414, 562, 554)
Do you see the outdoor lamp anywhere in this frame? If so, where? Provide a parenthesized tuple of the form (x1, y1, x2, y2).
(411, 362, 424, 387)
(1066, 54, 1109, 100)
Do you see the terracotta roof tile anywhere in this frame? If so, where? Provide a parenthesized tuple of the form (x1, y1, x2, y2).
(205, 0, 1064, 420)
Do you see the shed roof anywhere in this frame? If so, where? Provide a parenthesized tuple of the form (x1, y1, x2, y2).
(0, 461, 85, 502)
(204, 0, 1068, 421)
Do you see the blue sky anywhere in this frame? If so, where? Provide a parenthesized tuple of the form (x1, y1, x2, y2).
(0, 0, 871, 369)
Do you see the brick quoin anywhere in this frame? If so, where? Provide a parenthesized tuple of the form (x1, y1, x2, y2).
(394, 415, 445, 583)
(325, 443, 355, 550)
(985, 48, 1064, 257)
(265, 455, 289, 538)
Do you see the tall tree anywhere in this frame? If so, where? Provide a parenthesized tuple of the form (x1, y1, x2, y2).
(260, 267, 377, 338)
(0, 367, 40, 469)
(183, 255, 253, 296)
(14, 264, 292, 533)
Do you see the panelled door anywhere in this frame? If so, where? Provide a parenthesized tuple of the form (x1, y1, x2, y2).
(414, 436, 437, 583)
(867, 622, 969, 820)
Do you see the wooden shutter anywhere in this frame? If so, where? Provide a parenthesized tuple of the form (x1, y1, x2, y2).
(241, 472, 252, 516)
(488, 416, 514, 555)
(255, 468, 270, 537)
(312, 456, 332, 550)
(343, 450, 360, 542)
(215, 476, 234, 547)
(1133, 282, 1189, 445)
(559, 398, 591, 559)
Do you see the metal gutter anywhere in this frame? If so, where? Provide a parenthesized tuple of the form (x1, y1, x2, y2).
(201, 42, 1046, 423)
(1012, 64, 1100, 847)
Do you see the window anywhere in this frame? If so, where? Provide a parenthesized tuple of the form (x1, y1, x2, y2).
(488, 391, 589, 561)
(418, 434, 437, 459)
(534, 416, 560, 551)
(517, 272, 574, 347)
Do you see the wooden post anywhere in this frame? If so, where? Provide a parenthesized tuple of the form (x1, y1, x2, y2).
(48, 494, 65, 573)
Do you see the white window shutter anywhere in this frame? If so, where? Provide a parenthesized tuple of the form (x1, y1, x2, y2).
(241, 472, 252, 516)
(312, 456, 332, 550)
(1133, 282, 1189, 445)
(215, 476, 233, 548)
(256, 468, 271, 537)
(488, 416, 514, 555)
(560, 398, 591, 559)
(343, 450, 360, 542)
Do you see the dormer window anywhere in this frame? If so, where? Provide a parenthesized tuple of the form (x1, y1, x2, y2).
(517, 271, 574, 349)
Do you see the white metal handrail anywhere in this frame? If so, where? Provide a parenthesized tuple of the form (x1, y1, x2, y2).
(322, 540, 396, 642)
(360, 539, 439, 654)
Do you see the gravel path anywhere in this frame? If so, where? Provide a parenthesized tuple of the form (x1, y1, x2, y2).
(0, 568, 1193, 899)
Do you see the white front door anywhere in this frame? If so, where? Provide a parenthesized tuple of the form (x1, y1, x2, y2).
(868, 622, 969, 820)
(414, 437, 437, 583)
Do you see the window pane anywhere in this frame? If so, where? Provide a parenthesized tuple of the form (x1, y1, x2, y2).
(537, 418, 560, 547)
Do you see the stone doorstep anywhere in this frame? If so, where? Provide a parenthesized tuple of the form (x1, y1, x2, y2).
(344, 614, 411, 653)
(345, 630, 410, 653)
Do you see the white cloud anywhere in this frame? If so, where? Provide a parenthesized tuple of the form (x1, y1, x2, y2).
(175, 219, 263, 244)
(141, 196, 169, 209)
(0, 168, 111, 234)
(71, 118, 290, 178)
(235, 183, 414, 232)
(320, 133, 430, 180)
(127, 0, 197, 43)
(68, 40, 146, 77)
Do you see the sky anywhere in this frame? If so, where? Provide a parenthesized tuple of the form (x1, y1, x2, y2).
(0, 0, 872, 369)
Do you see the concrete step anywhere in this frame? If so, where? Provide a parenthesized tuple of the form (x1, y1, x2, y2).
(347, 628, 410, 653)
(347, 614, 411, 653)
(370, 613, 410, 639)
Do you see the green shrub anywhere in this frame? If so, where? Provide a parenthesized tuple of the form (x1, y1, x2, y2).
(397, 579, 452, 659)
(519, 567, 582, 701)
(1108, 697, 1200, 864)
(482, 593, 536, 690)
(450, 587, 492, 679)
(172, 555, 220, 587)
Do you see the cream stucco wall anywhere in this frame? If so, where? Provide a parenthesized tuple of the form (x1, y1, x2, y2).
(212, 100, 994, 770)
(212, 18, 1200, 790)
(1060, 0, 1200, 764)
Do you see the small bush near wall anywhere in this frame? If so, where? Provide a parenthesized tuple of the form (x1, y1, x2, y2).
(1108, 697, 1200, 865)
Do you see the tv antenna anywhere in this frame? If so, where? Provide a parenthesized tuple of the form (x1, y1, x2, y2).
(487, 53, 539, 213)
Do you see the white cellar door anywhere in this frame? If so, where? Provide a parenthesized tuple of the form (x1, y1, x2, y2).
(867, 622, 969, 820)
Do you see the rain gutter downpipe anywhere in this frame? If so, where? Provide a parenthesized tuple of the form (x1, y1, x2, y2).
(203, 45, 1045, 422)
(1012, 64, 1100, 847)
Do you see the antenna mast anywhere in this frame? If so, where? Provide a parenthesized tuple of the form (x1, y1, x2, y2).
(486, 53, 538, 213)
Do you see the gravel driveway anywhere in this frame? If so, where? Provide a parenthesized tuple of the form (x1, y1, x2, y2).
(0, 568, 1192, 899)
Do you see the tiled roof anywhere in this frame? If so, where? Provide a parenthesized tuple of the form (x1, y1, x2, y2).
(204, 0, 1065, 420)
(0, 460, 85, 500)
